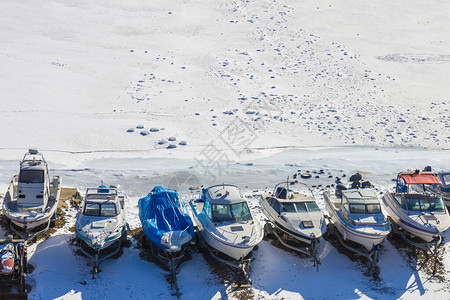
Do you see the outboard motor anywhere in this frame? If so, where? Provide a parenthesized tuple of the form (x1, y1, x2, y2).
(335, 184, 347, 198)
(423, 166, 432, 172)
(351, 181, 361, 188)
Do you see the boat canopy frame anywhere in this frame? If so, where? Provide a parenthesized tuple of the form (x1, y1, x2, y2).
(396, 171, 441, 193)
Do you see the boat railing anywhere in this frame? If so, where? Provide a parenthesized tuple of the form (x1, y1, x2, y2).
(247, 220, 263, 244)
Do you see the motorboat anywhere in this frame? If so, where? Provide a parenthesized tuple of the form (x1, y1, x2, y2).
(189, 184, 263, 284)
(2, 149, 61, 239)
(0, 235, 27, 295)
(324, 187, 390, 274)
(138, 186, 194, 272)
(260, 181, 326, 268)
(428, 172, 450, 207)
(381, 171, 450, 250)
(75, 183, 128, 278)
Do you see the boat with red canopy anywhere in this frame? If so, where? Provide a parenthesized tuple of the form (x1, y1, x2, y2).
(381, 170, 450, 254)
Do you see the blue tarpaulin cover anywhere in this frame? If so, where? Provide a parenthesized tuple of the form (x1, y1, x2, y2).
(138, 186, 194, 251)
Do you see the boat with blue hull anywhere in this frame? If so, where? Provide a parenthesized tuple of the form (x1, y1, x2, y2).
(139, 186, 194, 269)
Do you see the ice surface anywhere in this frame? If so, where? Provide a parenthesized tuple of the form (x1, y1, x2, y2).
(1, 0, 450, 298)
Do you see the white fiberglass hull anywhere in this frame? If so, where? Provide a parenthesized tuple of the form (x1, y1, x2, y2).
(8, 211, 54, 230)
(201, 229, 257, 260)
(329, 212, 388, 251)
(4, 200, 57, 235)
(324, 195, 389, 251)
(3, 174, 61, 236)
(382, 193, 450, 242)
(76, 229, 123, 251)
(190, 201, 263, 261)
(260, 198, 325, 244)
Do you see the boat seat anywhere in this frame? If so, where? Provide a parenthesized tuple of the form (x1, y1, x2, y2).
(212, 214, 229, 222)
(275, 187, 288, 199)
(397, 186, 408, 193)
(405, 198, 421, 210)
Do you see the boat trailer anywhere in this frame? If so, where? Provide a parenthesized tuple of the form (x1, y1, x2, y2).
(78, 229, 128, 280)
(327, 223, 381, 276)
(206, 245, 252, 288)
(388, 218, 442, 269)
(144, 236, 192, 297)
(264, 222, 321, 271)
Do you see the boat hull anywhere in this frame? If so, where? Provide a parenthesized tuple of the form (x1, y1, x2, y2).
(4, 203, 57, 238)
(2, 174, 61, 238)
(324, 194, 389, 251)
(201, 229, 256, 261)
(190, 201, 263, 261)
(75, 229, 123, 251)
(443, 195, 450, 207)
(260, 197, 326, 244)
(381, 193, 449, 242)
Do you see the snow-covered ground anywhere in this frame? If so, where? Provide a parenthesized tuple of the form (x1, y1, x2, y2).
(1, 148, 450, 299)
(0, 0, 449, 160)
(1, 0, 450, 299)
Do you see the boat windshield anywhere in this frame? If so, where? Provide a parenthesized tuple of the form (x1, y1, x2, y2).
(212, 202, 252, 222)
(84, 202, 118, 217)
(405, 197, 445, 211)
(281, 201, 320, 213)
(19, 170, 44, 183)
(349, 203, 382, 214)
(441, 174, 450, 185)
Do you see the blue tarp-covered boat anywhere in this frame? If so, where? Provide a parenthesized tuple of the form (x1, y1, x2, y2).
(138, 186, 194, 267)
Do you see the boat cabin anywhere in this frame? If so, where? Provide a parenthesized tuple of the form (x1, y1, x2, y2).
(339, 189, 382, 215)
(202, 185, 252, 223)
(82, 186, 123, 217)
(17, 149, 50, 207)
(394, 171, 445, 212)
(267, 185, 320, 215)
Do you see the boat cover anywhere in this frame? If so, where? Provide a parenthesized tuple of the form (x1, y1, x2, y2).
(139, 186, 194, 251)
(0, 243, 15, 273)
(399, 173, 441, 185)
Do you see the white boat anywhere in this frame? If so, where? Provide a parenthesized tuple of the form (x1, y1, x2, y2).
(432, 172, 450, 207)
(324, 188, 391, 251)
(2, 149, 61, 239)
(190, 184, 263, 277)
(324, 187, 390, 275)
(75, 183, 128, 277)
(381, 171, 450, 246)
(260, 181, 326, 267)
